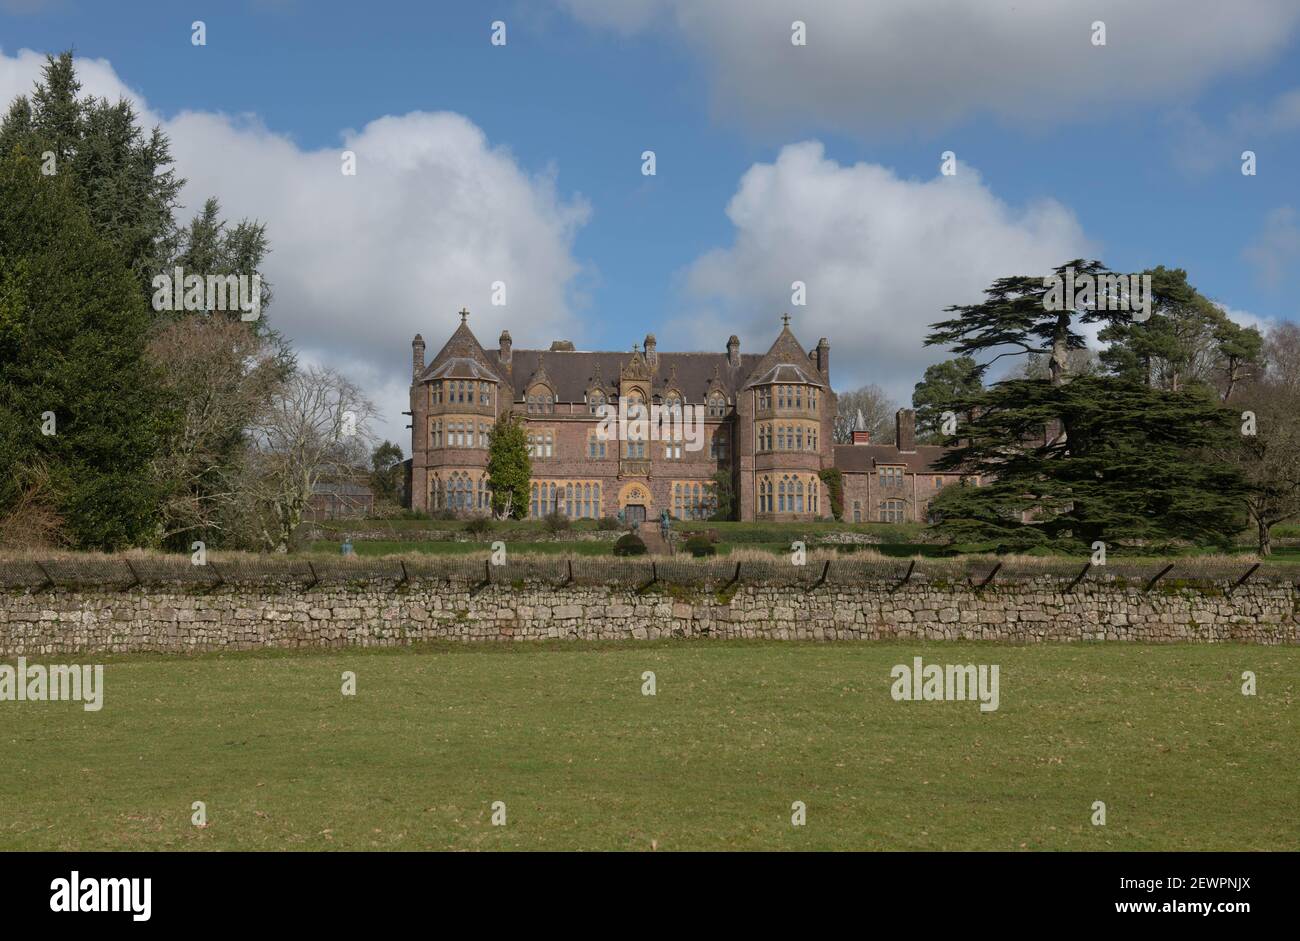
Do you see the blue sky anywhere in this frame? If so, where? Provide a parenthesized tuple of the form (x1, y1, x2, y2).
(2, 0, 1299, 443)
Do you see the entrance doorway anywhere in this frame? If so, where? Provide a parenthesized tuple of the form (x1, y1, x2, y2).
(625, 504, 646, 524)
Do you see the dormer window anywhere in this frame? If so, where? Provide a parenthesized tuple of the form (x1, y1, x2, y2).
(588, 389, 606, 414)
(707, 393, 727, 417)
(527, 386, 554, 414)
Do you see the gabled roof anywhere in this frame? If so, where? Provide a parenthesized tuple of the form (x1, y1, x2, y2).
(833, 444, 952, 474)
(746, 362, 825, 388)
(425, 356, 500, 381)
(419, 318, 508, 384)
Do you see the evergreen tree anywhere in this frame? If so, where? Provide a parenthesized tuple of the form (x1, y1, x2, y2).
(911, 355, 983, 441)
(707, 470, 734, 521)
(1098, 266, 1261, 400)
(927, 376, 1245, 552)
(926, 259, 1131, 386)
(925, 263, 1247, 552)
(2, 52, 183, 295)
(370, 441, 405, 503)
(0, 151, 170, 549)
(486, 411, 531, 519)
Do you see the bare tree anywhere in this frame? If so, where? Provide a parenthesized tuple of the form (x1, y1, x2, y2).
(1220, 379, 1300, 555)
(832, 384, 898, 444)
(1264, 322, 1300, 394)
(148, 317, 286, 546)
(244, 365, 376, 552)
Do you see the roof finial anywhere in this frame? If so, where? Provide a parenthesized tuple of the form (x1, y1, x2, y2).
(781, 312, 791, 328)
(459, 307, 470, 324)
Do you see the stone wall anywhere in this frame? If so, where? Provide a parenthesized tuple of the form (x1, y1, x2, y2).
(2, 570, 1296, 654)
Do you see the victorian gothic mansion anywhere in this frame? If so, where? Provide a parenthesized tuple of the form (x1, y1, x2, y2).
(408, 311, 960, 523)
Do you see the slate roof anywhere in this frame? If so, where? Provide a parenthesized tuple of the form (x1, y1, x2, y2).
(832, 444, 952, 474)
(424, 356, 500, 382)
(508, 349, 763, 403)
(419, 317, 829, 405)
(745, 362, 826, 388)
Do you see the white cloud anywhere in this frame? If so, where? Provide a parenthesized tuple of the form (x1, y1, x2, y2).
(1243, 206, 1300, 290)
(0, 48, 592, 450)
(665, 141, 1095, 403)
(1215, 304, 1278, 336)
(560, 0, 1300, 135)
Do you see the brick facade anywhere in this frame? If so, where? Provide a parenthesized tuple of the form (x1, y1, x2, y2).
(408, 311, 961, 522)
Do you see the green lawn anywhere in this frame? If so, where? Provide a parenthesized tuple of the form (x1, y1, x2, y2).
(1, 641, 1295, 851)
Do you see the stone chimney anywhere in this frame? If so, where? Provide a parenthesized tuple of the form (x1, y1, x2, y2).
(412, 334, 425, 381)
(498, 330, 512, 366)
(851, 409, 870, 445)
(644, 333, 657, 368)
(727, 334, 740, 368)
(896, 408, 916, 453)
(816, 337, 830, 377)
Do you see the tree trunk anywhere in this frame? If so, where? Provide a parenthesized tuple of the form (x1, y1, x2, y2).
(1257, 516, 1272, 556)
(1050, 333, 1068, 386)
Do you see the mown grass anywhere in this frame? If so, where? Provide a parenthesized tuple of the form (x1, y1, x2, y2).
(1, 641, 1294, 851)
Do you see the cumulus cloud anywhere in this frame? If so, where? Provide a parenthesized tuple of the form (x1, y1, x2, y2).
(559, 0, 1300, 135)
(665, 141, 1095, 402)
(0, 48, 591, 448)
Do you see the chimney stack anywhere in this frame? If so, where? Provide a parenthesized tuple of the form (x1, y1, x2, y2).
(498, 330, 512, 366)
(727, 334, 740, 368)
(816, 337, 830, 377)
(896, 408, 916, 452)
(644, 333, 657, 368)
(412, 334, 425, 381)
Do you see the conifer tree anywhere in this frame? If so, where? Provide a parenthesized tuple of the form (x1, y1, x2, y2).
(486, 411, 531, 519)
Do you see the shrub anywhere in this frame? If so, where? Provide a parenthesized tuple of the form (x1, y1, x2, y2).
(596, 516, 621, 531)
(432, 507, 458, 521)
(819, 467, 844, 521)
(464, 517, 493, 537)
(613, 533, 647, 556)
(684, 534, 716, 557)
(542, 511, 571, 534)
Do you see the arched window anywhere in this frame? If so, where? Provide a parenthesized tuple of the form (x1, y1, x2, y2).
(708, 393, 726, 418)
(589, 389, 605, 415)
(795, 477, 805, 513)
(530, 482, 539, 518)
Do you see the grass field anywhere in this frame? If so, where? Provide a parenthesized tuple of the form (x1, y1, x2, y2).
(1, 641, 1295, 851)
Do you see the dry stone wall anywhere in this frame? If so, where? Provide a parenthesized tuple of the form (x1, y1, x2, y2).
(1, 565, 1296, 654)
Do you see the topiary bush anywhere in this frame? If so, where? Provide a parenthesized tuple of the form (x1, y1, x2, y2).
(541, 511, 570, 534)
(613, 533, 647, 556)
(684, 534, 717, 557)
